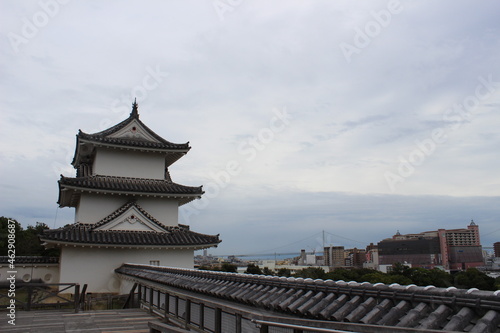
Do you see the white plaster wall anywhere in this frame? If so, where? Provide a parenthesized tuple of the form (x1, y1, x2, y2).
(76, 193, 127, 224)
(0, 264, 60, 283)
(75, 193, 179, 226)
(59, 246, 194, 293)
(137, 197, 178, 226)
(93, 148, 165, 179)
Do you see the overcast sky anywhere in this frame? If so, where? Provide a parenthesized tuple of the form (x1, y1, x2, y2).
(1, 1, 499, 256)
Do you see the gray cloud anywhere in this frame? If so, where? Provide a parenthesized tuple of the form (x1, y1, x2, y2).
(1, 1, 499, 255)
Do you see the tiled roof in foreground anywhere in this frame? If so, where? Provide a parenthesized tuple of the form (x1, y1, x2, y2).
(115, 264, 500, 332)
(40, 226, 220, 249)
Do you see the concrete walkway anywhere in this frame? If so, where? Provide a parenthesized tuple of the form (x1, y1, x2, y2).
(0, 308, 163, 333)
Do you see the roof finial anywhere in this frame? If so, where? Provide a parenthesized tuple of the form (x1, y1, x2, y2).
(131, 98, 139, 118)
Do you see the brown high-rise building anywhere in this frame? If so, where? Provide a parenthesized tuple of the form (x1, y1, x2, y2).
(494, 242, 500, 258)
(324, 246, 345, 267)
(378, 220, 483, 270)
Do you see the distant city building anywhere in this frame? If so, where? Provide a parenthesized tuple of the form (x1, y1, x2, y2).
(363, 243, 379, 270)
(40, 101, 220, 293)
(298, 249, 307, 265)
(378, 220, 483, 271)
(324, 246, 344, 267)
(298, 249, 321, 266)
(306, 254, 317, 265)
(344, 248, 366, 268)
(494, 242, 500, 258)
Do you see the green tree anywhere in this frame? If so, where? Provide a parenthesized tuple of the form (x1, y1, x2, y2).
(0, 217, 59, 257)
(220, 263, 237, 272)
(360, 272, 392, 284)
(276, 268, 292, 277)
(198, 265, 212, 271)
(0, 217, 22, 256)
(386, 274, 413, 285)
(326, 268, 357, 281)
(453, 268, 496, 291)
(390, 262, 412, 277)
(245, 263, 262, 275)
(427, 268, 452, 288)
(262, 267, 275, 276)
(326, 267, 413, 285)
(19, 222, 59, 256)
(294, 267, 326, 279)
(407, 267, 434, 286)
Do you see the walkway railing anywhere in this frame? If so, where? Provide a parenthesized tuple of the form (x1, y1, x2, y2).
(0, 283, 85, 312)
(137, 282, 358, 333)
(117, 264, 500, 333)
(138, 282, 260, 332)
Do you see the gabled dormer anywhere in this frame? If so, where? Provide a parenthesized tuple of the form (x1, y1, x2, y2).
(88, 201, 173, 232)
(72, 100, 190, 179)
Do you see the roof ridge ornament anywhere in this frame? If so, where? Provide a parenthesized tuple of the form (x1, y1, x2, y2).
(130, 98, 139, 118)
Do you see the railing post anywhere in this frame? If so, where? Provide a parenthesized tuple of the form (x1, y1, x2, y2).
(149, 288, 154, 314)
(157, 289, 161, 311)
(235, 313, 242, 333)
(138, 284, 142, 307)
(79, 284, 87, 310)
(123, 283, 137, 309)
(215, 307, 222, 333)
(199, 303, 205, 330)
(74, 284, 80, 313)
(164, 292, 169, 318)
(259, 323, 269, 333)
(185, 299, 191, 328)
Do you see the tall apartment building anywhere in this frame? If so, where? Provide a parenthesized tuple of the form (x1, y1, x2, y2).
(344, 248, 366, 268)
(378, 220, 483, 271)
(324, 246, 345, 267)
(364, 243, 379, 270)
(493, 242, 500, 258)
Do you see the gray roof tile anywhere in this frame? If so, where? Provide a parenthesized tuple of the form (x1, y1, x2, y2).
(115, 264, 500, 332)
(40, 226, 220, 248)
(0, 256, 59, 264)
(60, 175, 202, 195)
(76, 102, 189, 152)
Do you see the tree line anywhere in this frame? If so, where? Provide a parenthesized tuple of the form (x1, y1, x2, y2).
(0, 217, 60, 256)
(200, 262, 500, 291)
